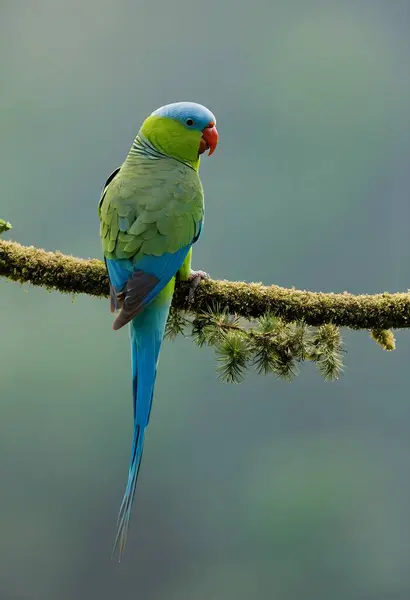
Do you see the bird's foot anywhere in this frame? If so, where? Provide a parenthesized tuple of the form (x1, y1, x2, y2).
(187, 269, 210, 304)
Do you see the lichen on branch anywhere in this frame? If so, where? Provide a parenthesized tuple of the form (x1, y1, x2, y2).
(0, 235, 406, 382)
(1, 238, 410, 329)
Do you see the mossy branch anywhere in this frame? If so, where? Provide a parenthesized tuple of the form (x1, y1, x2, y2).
(1, 238, 410, 329)
(0, 233, 407, 382)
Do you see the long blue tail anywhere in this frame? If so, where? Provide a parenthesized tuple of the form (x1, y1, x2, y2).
(112, 290, 172, 560)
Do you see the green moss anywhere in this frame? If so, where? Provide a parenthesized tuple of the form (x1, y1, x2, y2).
(1, 237, 409, 383)
(0, 220, 12, 235)
(370, 329, 396, 351)
(2, 239, 410, 330)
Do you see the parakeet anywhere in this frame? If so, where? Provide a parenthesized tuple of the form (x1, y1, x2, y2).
(98, 102, 218, 559)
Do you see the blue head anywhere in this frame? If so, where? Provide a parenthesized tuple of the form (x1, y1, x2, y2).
(140, 101, 218, 168)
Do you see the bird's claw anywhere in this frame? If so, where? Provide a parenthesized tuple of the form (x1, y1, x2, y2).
(187, 270, 209, 304)
(188, 269, 209, 282)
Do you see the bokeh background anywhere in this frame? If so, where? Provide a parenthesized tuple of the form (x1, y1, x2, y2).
(2, 1, 410, 598)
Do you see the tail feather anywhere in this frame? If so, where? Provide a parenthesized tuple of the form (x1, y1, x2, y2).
(112, 291, 172, 561)
(113, 425, 145, 558)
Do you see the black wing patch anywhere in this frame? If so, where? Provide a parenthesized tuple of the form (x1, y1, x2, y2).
(98, 166, 121, 216)
(112, 270, 160, 331)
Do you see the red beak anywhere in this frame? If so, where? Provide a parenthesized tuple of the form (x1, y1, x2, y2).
(201, 122, 218, 156)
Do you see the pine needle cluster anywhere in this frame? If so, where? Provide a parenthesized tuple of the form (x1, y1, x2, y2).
(166, 304, 344, 383)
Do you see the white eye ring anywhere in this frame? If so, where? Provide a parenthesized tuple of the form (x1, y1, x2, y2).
(186, 118, 194, 126)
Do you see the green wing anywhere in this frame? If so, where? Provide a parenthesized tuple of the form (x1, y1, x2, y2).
(99, 159, 204, 260)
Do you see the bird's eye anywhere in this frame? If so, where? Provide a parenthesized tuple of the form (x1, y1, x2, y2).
(186, 118, 194, 127)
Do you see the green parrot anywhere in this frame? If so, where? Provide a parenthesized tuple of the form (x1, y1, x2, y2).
(98, 101, 218, 559)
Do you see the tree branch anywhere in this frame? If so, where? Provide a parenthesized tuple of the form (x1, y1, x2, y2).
(1, 238, 410, 330)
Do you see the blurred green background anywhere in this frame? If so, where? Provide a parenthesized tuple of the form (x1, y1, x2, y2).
(2, 1, 410, 598)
